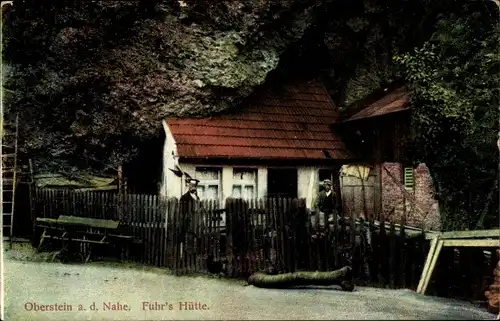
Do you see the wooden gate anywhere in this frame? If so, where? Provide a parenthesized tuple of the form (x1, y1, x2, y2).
(339, 165, 378, 220)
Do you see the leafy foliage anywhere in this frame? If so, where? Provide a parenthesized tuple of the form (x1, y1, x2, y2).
(394, 2, 499, 230)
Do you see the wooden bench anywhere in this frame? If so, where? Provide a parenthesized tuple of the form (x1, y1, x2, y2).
(35, 215, 141, 263)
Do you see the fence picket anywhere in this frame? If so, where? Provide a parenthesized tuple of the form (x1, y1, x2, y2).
(32, 192, 435, 292)
(389, 221, 397, 288)
(399, 223, 406, 288)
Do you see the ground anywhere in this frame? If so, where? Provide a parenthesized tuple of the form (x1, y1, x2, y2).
(3, 243, 494, 320)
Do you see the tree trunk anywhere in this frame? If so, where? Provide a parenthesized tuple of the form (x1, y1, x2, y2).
(247, 266, 354, 291)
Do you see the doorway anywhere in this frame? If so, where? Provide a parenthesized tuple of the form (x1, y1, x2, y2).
(267, 168, 298, 199)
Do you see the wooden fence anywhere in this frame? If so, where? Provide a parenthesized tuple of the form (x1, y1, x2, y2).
(32, 189, 496, 299)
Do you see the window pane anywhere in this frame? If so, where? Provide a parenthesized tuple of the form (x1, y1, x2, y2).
(233, 168, 256, 182)
(232, 185, 242, 198)
(197, 186, 205, 198)
(206, 185, 219, 199)
(195, 168, 220, 180)
(244, 185, 254, 199)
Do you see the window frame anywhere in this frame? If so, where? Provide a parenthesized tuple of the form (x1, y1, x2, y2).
(403, 166, 414, 190)
(195, 166, 222, 200)
(232, 167, 258, 200)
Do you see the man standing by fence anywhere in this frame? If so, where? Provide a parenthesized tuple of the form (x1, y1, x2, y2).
(179, 178, 201, 266)
(313, 179, 339, 228)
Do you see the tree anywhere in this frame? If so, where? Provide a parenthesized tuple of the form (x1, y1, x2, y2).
(394, 2, 499, 230)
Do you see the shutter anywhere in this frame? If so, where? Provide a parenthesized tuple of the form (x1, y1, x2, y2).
(404, 167, 414, 189)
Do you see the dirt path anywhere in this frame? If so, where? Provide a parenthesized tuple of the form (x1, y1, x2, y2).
(3, 256, 494, 321)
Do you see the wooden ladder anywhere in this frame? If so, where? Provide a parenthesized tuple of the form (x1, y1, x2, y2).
(2, 114, 19, 247)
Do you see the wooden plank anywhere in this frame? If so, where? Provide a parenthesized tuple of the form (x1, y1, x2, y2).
(40, 235, 110, 245)
(332, 204, 339, 269)
(290, 199, 298, 273)
(378, 221, 387, 286)
(151, 195, 159, 266)
(399, 223, 407, 288)
(150, 195, 156, 266)
(431, 229, 500, 240)
(389, 222, 396, 288)
(144, 195, 150, 265)
(159, 199, 166, 267)
(248, 198, 255, 274)
(36, 217, 59, 224)
(306, 203, 314, 271)
(200, 200, 207, 272)
(420, 239, 444, 294)
(367, 219, 376, 284)
(192, 198, 198, 273)
(277, 197, 285, 273)
(208, 200, 215, 270)
(227, 199, 235, 276)
(171, 198, 179, 274)
(358, 219, 367, 282)
(259, 198, 266, 272)
(442, 239, 500, 247)
(48, 189, 54, 218)
(55, 215, 119, 229)
(417, 237, 439, 293)
(350, 209, 357, 274)
(154, 196, 161, 267)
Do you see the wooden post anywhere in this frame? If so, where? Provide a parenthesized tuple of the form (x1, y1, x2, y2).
(417, 236, 439, 293)
(117, 165, 124, 221)
(28, 159, 36, 242)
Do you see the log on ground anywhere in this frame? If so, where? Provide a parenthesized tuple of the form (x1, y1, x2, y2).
(247, 266, 355, 291)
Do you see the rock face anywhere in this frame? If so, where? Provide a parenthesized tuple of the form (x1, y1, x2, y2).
(2, 0, 434, 173)
(2, 1, 326, 172)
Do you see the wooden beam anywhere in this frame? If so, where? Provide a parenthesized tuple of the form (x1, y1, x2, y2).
(426, 229, 500, 240)
(417, 236, 439, 293)
(442, 239, 500, 247)
(40, 235, 110, 245)
(420, 239, 444, 294)
(36, 217, 59, 224)
(57, 215, 119, 229)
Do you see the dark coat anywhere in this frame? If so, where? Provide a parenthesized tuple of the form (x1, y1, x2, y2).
(179, 191, 200, 238)
(314, 190, 338, 215)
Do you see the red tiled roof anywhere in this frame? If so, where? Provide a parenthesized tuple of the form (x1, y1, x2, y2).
(343, 86, 410, 122)
(166, 80, 353, 160)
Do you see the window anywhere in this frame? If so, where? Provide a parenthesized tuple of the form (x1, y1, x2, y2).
(403, 166, 414, 190)
(232, 168, 257, 199)
(195, 167, 222, 199)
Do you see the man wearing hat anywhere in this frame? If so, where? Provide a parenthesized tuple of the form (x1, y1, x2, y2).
(180, 178, 201, 206)
(179, 178, 201, 263)
(313, 179, 339, 228)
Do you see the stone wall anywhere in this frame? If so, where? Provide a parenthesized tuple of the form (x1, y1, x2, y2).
(381, 162, 440, 230)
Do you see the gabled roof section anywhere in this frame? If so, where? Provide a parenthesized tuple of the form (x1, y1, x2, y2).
(342, 84, 410, 123)
(166, 80, 353, 161)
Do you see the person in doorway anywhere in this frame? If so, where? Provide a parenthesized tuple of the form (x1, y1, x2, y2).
(316, 179, 336, 214)
(313, 179, 339, 229)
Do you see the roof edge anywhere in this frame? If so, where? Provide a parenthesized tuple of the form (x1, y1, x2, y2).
(339, 81, 408, 121)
